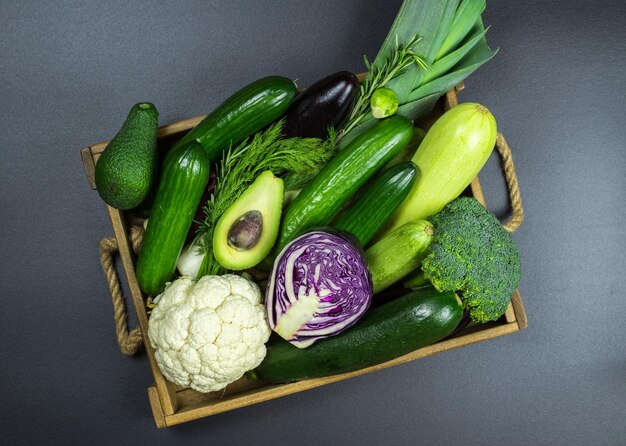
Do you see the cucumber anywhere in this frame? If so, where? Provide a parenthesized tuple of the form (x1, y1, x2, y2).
(275, 116, 414, 253)
(136, 141, 210, 295)
(172, 76, 296, 161)
(252, 286, 463, 383)
(333, 161, 417, 246)
(366, 220, 434, 293)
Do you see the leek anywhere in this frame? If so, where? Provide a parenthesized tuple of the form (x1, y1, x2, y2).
(340, 0, 497, 142)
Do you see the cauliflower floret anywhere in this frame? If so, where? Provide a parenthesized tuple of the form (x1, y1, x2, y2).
(148, 274, 271, 393)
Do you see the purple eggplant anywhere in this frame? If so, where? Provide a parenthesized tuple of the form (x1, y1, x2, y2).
(284, 71, 358, 138)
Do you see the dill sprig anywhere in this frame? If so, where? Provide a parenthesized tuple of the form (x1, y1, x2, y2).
(197, 120, 336, 276)
(339, 35, 428, 140)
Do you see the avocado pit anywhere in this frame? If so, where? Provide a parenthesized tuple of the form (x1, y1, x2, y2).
(227, 210, 264, 251)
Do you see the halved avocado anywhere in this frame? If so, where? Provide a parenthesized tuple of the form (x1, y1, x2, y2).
(213, 170, 284, 270)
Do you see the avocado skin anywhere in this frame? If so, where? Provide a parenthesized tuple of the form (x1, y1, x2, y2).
(95, 102, 159, 210)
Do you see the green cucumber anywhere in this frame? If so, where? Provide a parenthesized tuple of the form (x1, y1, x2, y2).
(366, 220, 434, 293)
(333, 161, 417, 246)
(275, 116, 414, 252)
(252, 286, 463, 383)
(136, 141, 210, 295)
(173, 76, 296, 161)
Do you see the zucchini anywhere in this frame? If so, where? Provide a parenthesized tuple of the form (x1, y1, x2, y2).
(252, 286, 463, 383)
(136, 141, 210, 295)
(384, 102, 497, 234)
(275, 116, 414, 252)
(173, 76, 297, 161)
(366, 220, 434, 293)
(333, 161, 417, 246)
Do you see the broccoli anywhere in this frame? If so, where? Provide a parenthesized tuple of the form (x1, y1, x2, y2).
(420, 197, 521, 323)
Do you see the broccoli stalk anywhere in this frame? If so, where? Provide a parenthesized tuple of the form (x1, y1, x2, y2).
(404, 197, 521, 323)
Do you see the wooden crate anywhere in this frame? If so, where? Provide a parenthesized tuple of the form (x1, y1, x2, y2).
(81, 84, 527, 428)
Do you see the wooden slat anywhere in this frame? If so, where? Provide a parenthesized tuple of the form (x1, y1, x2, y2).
(444, 88, 459, 109)
(105, 205, 178, 416)
(148, 387, 167, 428)
(504, 301, 517, 324)
(81, 147, 97, 190)
(511, 289, 527, 329)
(469, 176, 486, 206)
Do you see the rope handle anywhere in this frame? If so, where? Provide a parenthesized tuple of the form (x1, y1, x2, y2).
(494, 132, 524, 233)
(99, 225, 145, 355)
(98, 133, 522, 356)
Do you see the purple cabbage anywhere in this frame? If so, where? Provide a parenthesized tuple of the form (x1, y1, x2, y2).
(266, 230, 373, 348)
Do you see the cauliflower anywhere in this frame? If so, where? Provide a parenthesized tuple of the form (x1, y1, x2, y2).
(147, 274, 271, 393)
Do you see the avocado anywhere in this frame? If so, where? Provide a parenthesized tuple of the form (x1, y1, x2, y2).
(95, 102, 159, 210)
(213, 170, 284, 270)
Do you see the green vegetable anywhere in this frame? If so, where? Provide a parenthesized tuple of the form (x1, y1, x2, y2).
(136, 141, 210, 295)
(172, 76, 297, 161)
(95, 102, 158, 210)
(275, 116, 414, 253)
(197, 120, 336, 276)
(419, 197, 521, 323)
(339, 35, 427, 144)
(341, 0, 497, 144)
(370, 87, 399, 119)
(213, 170, 284, 270)
(384, 102, 497, 234)
(251, 286, 463, 383)
(333, 162, 417, 247)
(402, 268, 431, 289)
(366, 220, 434, 293)
(386, 127, 426, 168)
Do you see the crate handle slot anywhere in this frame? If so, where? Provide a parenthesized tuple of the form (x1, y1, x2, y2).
(99, 226, 144, 355)
(494, 132, 524, 233)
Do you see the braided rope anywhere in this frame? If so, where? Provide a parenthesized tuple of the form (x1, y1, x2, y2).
(495, 132, 524, 233)
(98, 225, 145, 355)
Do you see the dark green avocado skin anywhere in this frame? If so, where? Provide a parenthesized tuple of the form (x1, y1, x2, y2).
(95, 102, 159, 210)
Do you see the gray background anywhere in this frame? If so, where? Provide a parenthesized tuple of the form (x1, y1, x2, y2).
(1, 0, 625, 444)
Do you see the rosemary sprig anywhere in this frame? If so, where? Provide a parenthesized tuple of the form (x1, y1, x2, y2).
(197, 120, 336, 276)
(339, 34, 429, 140)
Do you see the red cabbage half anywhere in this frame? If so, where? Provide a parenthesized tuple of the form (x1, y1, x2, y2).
(266, 230, 373, 348)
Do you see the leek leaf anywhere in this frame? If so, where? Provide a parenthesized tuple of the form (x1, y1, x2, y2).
(394, 92, 441, 122)
(421, 25, 489, 84)
(409, 0, 460, 90)
(437, 0, 486, 59)
(371, 0, 448, 101)
(407, 43, 498, 103)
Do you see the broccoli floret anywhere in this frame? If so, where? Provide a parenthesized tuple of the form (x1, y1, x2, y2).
(421, 197, 521, 323)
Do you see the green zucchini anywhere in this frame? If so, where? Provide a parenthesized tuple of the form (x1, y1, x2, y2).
(366, 220, 434, 293)
(333, 161, 417, 246)
(173, 76, 297, 161)
(275, 116, 414, 253)
(136, 141, 210, 295)
(252, 286, 463, 383)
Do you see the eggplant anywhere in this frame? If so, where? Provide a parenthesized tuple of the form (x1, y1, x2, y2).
(284, 71, 358, 138)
